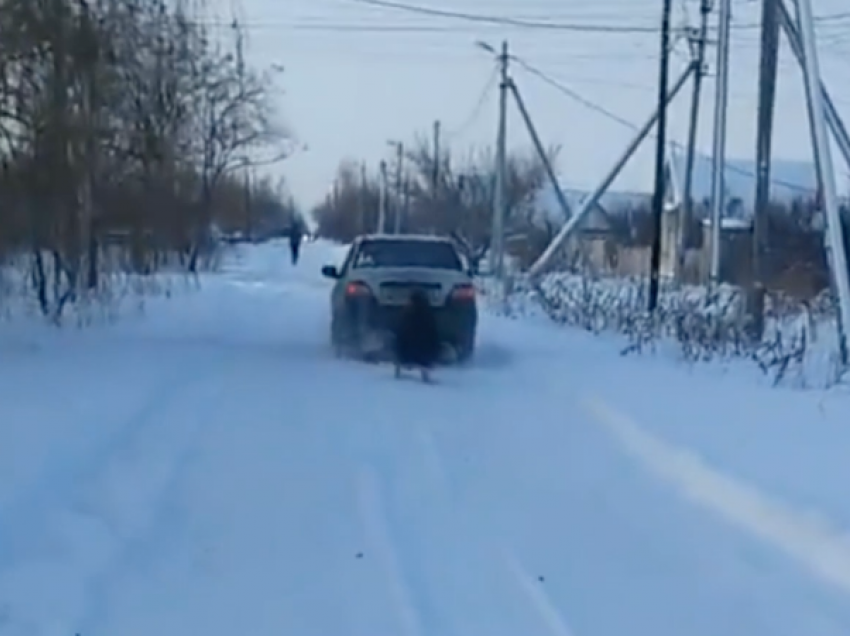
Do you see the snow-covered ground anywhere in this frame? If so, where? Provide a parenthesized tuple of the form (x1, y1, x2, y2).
(2, 239, 850, 636)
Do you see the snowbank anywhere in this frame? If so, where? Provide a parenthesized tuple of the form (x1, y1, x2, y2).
(477, 273, 845, 390)
(0, 238, 348, 329)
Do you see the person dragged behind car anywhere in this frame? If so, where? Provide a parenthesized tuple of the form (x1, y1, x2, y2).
(392, 289, 441, 383)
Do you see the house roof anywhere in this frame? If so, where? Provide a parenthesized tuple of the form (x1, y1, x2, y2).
(665, 145, 819, 211)
(533, 148, 829, 228)
(531, 184, 651, 227)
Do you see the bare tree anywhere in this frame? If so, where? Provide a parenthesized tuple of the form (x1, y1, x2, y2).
(0, 0, 293, 319)
(183, 19, 288, 270)
(312, 132, 553, 272)
(312, 159, 381, 242)
(402, 135, 553, 256)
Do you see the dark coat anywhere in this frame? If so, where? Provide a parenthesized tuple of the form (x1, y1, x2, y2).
(393, 290, 441, 368)
(289, 223, 303, 245)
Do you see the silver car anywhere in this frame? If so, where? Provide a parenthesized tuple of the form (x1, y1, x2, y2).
(321, 234, 478, 363)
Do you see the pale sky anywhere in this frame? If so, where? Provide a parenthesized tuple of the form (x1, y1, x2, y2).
(210, 0, 850, 209)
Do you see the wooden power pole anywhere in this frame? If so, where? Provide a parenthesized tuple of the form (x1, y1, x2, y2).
(648, 0, 674, 311)
(749, 0, 780, 340)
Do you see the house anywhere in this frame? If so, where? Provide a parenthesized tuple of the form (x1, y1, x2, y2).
(664, 147, 828, 284)
(529, 185, 656, 276)
(529, 149, 823, 282)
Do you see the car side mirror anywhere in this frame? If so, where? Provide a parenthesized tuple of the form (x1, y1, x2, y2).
(321, 265, 339, 279)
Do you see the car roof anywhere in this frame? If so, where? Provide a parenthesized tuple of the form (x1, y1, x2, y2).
(356, 233, 454, 245)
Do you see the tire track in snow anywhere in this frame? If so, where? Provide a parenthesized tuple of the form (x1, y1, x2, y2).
(355, 466, 424, 636)
(585, 396, 850, 598)
(414, 426, 451, 494)
(501, 550, 577, 636)
(414, 424, 580, 636)
(0, 364, 199, 568)
(70, 364, 230, 635)
(0, 361, 223, 635)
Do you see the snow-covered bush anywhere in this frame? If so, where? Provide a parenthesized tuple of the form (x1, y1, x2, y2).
(0, 249, 210, 327)
(478, 273, 845, 389)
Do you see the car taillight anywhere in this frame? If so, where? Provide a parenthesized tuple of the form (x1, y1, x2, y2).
(451, 284, 475, 301)
(345, 281, 371, 297)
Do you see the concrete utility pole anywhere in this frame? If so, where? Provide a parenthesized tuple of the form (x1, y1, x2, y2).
(709, 0, 731, 286)
(378, 160, 388, 233)
(677, 0, 713, 282)
(403, 174, 411, 233)
(796, 0, 850, 364)
(433, 119, 441, 192)
(648, 0, 675, 311)
(492, 40, 509, 280)
(359, 162, 367, 234)
(749, 0, 780, 339)
(391, 141, 404, 233)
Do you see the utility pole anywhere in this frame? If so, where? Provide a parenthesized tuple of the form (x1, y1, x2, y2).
(709, 0, 732, 286)
(359, 162, 367, 234)
(403, 174, 411, 233)
(432, 120, 441, 233)
(244, 168, 252, 238)
(393, 142, 404, 234)
(492, 40, 509, 280)
(676, 0, 712, 283)
(750, 0, 780, 340)
(378, 160, 388, 233)
(648, 0, 674, 311)
(796, 0, 850, 364)
(433, 120, 441, 192)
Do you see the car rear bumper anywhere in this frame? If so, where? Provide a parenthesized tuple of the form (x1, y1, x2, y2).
(341, 297, 477, 346)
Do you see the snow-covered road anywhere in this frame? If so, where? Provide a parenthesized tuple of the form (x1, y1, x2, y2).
(2, 239, 850, 636)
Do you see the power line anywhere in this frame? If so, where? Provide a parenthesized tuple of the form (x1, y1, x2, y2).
(204, 21, 497, 32)
(182, 16, 850, 68)
(442, 65, 500, 141)
(514, 56, 817, 194)
(343, 0, 850, 33)
(186, 15, 850, 45)
(343, 0, 674, 33)
(513, 57, 637, 129)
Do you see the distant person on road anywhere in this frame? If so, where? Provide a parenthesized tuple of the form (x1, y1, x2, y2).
(288, 217, 304, 265)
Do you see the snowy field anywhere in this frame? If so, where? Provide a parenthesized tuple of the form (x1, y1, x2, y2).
(1, 239, 850, 635)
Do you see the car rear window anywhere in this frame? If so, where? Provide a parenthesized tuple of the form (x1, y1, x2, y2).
(353, 239, 462, 270)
